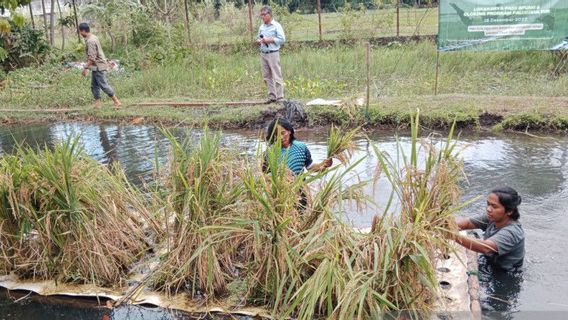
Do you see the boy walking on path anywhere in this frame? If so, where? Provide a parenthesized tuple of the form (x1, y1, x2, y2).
(79, 23, 121, 109)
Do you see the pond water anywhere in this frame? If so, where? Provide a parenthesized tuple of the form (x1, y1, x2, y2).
(0, 122, 567, 319)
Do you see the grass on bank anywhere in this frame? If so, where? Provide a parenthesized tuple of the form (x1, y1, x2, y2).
(2, 42, 566, 109)
(0, 42, 567, 131)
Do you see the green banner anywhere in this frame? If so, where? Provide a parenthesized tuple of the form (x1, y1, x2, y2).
(438, 0, 568, 51)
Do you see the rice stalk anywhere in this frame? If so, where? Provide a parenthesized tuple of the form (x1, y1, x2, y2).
(0, 136, 158, 285)
(326, 125, 358, 165)
(152, 128, 245, 297)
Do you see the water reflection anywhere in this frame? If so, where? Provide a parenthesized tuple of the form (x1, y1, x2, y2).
(1, 123, 568, 318)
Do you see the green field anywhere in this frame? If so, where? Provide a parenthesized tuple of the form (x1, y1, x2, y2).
(1, 4, 567, 131)
(191, 6, 439, 44)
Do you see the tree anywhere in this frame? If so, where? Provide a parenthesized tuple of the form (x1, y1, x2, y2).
(49, 0, 56, 46)
(41, 0, 49, 42)
(1, 20, 50, 71)
(0, 0, 32, 13)
(81, 0, 143, 52)
(71, 0, 80, 42)
(56, 0, 66, 50)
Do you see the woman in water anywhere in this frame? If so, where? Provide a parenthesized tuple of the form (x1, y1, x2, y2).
(453, 186, 525, 272)
(262, 118, 332, 209)
(263, 118, 332, 175)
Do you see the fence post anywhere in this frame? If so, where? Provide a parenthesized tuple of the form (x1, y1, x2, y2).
(184, 0, 192, 45)
(28, 3, 35, 29)
(396, 0, 400, 37)
(366, 42, 371, 119)
(248, 0, 254, 40)
(434, 50, 440, 95)
(316, 0, 323, 42)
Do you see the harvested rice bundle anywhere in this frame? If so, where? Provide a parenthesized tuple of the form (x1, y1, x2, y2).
(152, 129, 245, 297)
(0, 137, 158, 285)
(326, 125, 358, 165)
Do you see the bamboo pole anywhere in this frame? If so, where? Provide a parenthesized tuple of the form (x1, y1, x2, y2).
(434, 50, 440, 95)
(396, 0, 400, 37)
(184, 0, 191, 45)
(316, 0, 323, 42)
(365, 42, 371, 119)
(136, 100, 267, 107)
(28, 3, 35, 29)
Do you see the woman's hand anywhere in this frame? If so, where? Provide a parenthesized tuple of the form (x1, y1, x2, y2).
(308, 158, 333, 173)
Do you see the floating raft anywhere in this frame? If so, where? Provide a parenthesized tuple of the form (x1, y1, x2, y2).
(0, 273, 270, 318)
(0, 232, 479, 318)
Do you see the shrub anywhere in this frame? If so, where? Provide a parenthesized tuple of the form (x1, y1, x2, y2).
(0, 21, 50, 71)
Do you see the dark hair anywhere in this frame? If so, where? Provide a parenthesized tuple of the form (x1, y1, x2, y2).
(260, 6, 272, 15)
(78, 23, 90, 32)
(490, 187, 522, 220)
(266, 118, 295, 145)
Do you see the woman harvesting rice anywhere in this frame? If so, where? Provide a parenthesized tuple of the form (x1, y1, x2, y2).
(452, 186, 525, 272)
(263, 118, 332, 175)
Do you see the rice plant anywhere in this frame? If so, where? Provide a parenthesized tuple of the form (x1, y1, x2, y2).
(152, 128, 246, 297)
(0, 136, 159, 285)
(326, 125, 358, 165)
(0, 115, 468, 318)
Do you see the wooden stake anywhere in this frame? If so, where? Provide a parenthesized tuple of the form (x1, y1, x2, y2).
(434, 50, 440, 96)
(136, 100, 267, 107)
(184, 0, 192, 45)
(248, 0, 254, 40)
(316, 0, 323, 42)
(366, 42, 371, 119)
(28, 3, 35, 29)
(396, 0, 401, 37)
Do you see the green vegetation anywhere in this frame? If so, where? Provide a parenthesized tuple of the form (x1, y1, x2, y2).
(1, 41, 566, 131)
(0, 1, 566, 132)
(326, 125, 357, 164)
(0, 117, 468, 318)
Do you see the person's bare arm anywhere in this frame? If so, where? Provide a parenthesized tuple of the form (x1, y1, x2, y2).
(456, 217, 477, 230)
(451, 216, 497, 254)
(454, 234, 498, 254)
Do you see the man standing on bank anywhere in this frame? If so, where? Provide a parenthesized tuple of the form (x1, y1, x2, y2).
(79, 23, 121, 109)
(257, 6, 286, 103)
